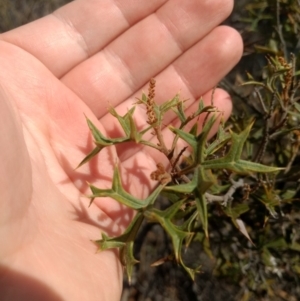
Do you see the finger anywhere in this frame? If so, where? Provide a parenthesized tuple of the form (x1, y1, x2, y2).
(100, 26, 242, 139)
(60, 0, 234, 115)
(0, 0, 167, 77)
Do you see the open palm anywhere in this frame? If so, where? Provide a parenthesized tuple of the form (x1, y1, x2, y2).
(0, 1, 242, 300)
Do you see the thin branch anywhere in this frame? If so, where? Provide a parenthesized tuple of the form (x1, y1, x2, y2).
(255, 87, 268, 114)
(205, 178, 245, 206)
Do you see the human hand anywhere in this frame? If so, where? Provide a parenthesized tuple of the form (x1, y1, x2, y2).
(0, 1, 242, 300)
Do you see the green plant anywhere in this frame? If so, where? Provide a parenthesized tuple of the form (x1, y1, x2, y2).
(241, 0, 300, 58)
(218, 53, 300, 301)
(77, 75, 290, 285)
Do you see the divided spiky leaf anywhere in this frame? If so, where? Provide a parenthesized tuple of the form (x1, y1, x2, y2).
(89, 165, 165, 209)
(108, 106, 136, 137)
(143, 201, 199, 279)
(202, 121, 282, 174)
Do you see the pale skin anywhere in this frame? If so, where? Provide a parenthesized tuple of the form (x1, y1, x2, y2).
(0, 0, 243, 300)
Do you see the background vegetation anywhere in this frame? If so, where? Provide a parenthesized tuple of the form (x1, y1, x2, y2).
(1, 1, 299, 300)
